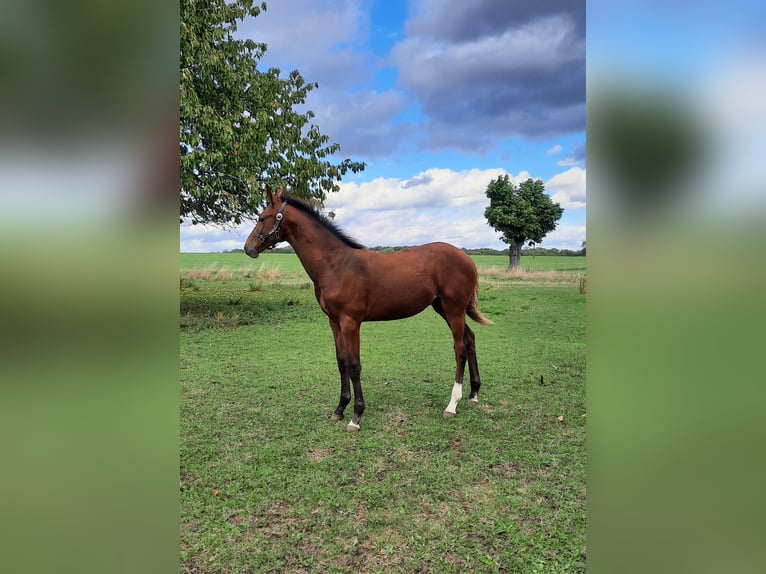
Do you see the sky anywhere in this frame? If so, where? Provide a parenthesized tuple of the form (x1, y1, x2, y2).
(180, 0, 586, 252)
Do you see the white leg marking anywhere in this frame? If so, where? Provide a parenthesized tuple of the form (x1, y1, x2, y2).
(444, 382, 463, 416)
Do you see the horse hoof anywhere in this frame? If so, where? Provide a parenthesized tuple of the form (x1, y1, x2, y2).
(468, 397, 479, 404)
(347, 421, 360, 432)
(443, 410, 456, 418)
(331, 413, 343, 421)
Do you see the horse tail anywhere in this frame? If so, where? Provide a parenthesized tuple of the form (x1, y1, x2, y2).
(467, 286, 493, 326)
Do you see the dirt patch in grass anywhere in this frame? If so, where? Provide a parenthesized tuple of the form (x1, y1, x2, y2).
(381, 408, 409, 436)
(245, 502, 298, 543)
(226, 513, 247, 526)
(448, 434, 466, 452)
(495, 461, 523, 477)
(306, 448, 334, 462)
(181, 473, 200, 485)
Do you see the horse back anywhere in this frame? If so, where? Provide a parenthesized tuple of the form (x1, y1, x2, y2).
(345, 243, 477, 320)
(408, 242, 479, 285)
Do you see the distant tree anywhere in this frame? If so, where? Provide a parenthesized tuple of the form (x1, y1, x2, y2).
(581, 240, 586, 256)
(180, 0, 365, 225)
(484, 176, 564, 269)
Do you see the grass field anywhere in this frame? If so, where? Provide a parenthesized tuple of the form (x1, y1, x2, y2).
(180, 252, 586, 274)
(180, 253, 586, 572)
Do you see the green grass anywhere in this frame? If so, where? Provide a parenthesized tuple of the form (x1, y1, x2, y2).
(181, 252, 308, 276)
(180, 254, 586, 572)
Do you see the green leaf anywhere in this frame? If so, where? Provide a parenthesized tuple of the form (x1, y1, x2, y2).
(180, 0, 365, 224)
(484, 176, 564, 249)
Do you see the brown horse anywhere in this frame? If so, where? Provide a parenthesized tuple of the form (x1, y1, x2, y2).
(244, 187, 492, 431)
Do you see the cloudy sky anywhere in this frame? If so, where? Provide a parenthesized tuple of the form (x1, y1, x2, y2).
(180, 0, 586, 252)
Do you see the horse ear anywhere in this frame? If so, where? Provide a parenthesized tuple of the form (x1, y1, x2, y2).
(276, 187, 285, 201)
(265, 184, 275, 205)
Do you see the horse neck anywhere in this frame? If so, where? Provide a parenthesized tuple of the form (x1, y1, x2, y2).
(281, 207, 356, 284)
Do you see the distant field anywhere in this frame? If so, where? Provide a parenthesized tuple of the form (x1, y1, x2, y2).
(181, 252, 307, 275)
(181, 252, 586, 274)
(180, 250, 586, 572)
(472, 254, 586, 273)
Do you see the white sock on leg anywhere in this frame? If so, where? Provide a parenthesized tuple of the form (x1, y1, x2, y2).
(444, 382, 463, 415)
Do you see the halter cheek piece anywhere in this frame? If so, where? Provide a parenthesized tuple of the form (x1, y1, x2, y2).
(254, 200, 288, 249)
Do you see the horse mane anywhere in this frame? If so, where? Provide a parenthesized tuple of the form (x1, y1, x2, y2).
(283, 193, 366, 250)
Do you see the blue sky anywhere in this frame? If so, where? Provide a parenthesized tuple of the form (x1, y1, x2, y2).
(180, 0, 586, 252)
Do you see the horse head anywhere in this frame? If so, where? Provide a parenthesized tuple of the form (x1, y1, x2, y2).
(244, 186, 287, 258)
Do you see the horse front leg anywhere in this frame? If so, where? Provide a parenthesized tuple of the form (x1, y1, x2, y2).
(340, 317, 364, 432)
(329, 318, 351, 421)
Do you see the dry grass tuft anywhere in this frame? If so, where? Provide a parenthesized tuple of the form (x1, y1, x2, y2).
(182, 267, 235, 282)
(183, 269, 214, 281)
(253, 263, 283, 280)
(213, 268, 233, 281)
(238, 263, 286, 280)
(479, 265, 579, 286)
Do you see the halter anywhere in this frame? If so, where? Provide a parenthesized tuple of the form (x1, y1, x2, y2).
(254, 200, 288, 248)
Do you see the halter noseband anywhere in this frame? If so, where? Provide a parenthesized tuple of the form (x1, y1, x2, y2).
(254, 200, 288, 248)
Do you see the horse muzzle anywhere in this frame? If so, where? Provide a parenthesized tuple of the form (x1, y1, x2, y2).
(244, 241, 260, 258)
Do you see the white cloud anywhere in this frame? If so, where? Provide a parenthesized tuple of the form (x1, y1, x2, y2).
(180, 221, 252, 253)
(326, 167, 517, 213)
(544, 224, 587, 249)
(180, 167, 586, 252)
(547, 144, 563, 155)
(546, 166, 586, 210)
(325, 167, 579, 249)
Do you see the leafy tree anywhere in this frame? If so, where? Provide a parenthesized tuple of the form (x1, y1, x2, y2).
(484, 176, 564, 268)
(180, 0, 365, 225)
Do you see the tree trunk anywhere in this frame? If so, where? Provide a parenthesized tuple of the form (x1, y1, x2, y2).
(508, 239, 523, 269)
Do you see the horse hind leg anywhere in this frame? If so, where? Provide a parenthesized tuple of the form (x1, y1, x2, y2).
(464, 325, 481, 404)
(443, 309, 469, 418)
(432, 298, 470, 417)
